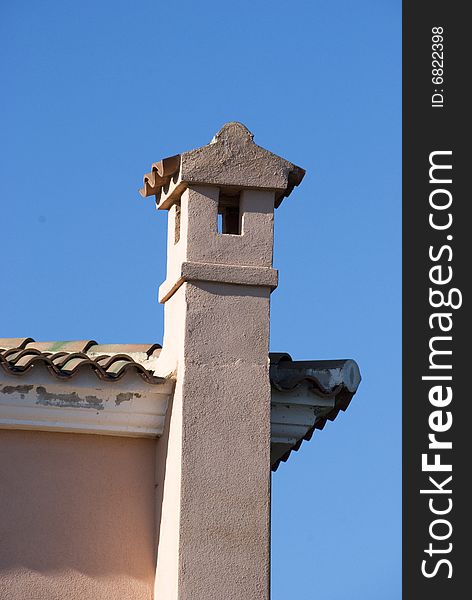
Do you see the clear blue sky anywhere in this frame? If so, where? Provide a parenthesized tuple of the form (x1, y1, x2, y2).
(1, 1, 401, 598)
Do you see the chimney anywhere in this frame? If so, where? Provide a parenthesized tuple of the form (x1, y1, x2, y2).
(140, 122, 304, 600)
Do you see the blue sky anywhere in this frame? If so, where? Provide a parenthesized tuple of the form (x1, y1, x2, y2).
(1, 1, 401, 598)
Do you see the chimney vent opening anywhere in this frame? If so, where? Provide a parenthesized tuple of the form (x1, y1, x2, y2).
(174, 201, 181, 244)
(218, 193, 241, 235)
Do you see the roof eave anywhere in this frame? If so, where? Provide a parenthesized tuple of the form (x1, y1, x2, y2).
(269, 353, 361, 471)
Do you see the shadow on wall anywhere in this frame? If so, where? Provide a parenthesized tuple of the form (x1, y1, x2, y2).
(154, 394, 173, 555)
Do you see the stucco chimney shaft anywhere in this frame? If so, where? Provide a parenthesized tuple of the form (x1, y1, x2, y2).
(146, 123, 304, 600)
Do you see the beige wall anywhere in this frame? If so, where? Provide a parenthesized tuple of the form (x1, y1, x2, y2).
(0, 430, 156, 600)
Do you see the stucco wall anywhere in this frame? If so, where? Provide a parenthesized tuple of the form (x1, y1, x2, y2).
(0, 430, 156, 600)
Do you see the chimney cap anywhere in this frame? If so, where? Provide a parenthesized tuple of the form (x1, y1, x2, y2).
(139, 122, 305, 209)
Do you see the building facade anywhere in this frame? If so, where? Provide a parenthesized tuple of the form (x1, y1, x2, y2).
(0, 123, 360, 599)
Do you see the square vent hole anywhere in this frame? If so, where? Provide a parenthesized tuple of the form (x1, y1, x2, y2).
(218, 192, 241, 235)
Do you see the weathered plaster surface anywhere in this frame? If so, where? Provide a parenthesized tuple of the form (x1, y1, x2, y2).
(0, 364, 173, 437)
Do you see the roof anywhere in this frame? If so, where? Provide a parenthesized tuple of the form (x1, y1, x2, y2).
(139, 122, 305, 208)
(0, 338, 163, 384)
(269, 353, 361, 471)
(0, 340, 360, 469)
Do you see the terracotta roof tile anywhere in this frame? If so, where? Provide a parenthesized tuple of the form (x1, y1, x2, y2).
(89, 343, 161, 356)
(0, 339, 163, 384)
(0, 338, 34, 349)
(269, 353, 361, 471)
(25, 340, 96, 353)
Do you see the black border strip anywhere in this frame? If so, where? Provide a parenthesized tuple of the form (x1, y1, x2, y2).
(403, 3, 468, 597)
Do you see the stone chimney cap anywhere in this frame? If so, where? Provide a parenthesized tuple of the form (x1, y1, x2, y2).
(139, 122, 305, 209)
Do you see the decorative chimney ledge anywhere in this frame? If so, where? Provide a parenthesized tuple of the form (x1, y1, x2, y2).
(158, 261, 279, 303)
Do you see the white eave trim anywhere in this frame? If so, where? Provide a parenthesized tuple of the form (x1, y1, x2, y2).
(0, 368, 174, 438)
